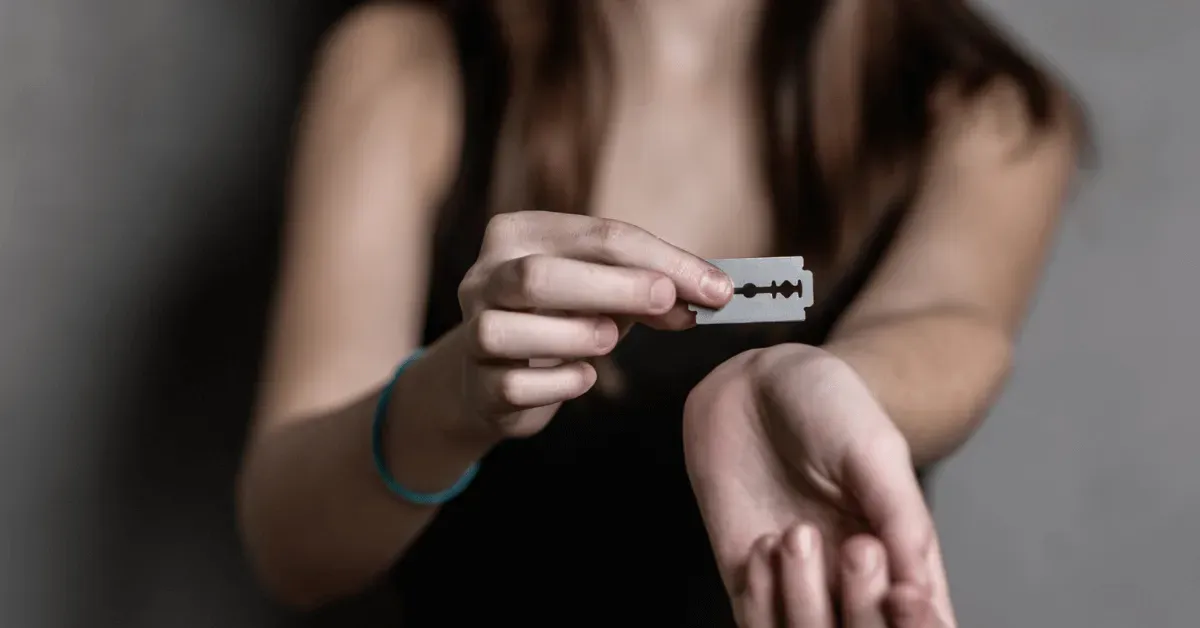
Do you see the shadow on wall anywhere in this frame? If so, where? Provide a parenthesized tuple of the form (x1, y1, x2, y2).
(69, 2, 405, 626)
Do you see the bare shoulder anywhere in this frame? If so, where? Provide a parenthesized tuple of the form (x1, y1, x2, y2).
(316, 2, 457, 87)
(927, 77, 1081, 173)
(300, 2, 463, 204)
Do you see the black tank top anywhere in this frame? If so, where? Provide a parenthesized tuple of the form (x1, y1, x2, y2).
(392, 10, 900, 625)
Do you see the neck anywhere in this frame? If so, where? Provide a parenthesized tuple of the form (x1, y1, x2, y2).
(602, 0, 765, 82)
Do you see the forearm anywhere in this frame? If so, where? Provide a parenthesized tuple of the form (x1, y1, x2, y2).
(824, 309, 1014, 467)
(236, 327, 494, 609)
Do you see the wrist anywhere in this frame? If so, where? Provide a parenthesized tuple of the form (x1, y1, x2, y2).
(422, 327, 509, 449)
(382, 340, 496, 496)
(746, 343, 840, 390)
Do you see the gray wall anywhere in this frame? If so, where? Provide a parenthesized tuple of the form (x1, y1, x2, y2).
(1, 1, 1196, 627)
(936, 2, 1200, 626)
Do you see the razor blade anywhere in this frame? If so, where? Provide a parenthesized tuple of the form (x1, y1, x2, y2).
(689, 256, 815, 325)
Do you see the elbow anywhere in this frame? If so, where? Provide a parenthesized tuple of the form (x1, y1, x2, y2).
(234, 465, 363, 612)
(917, 329, 1015, 465)
(235, 470, 317, 611)
(238, 538, 333, 612)
(242, 552, 333, 613)
(961, 327, 1016, 433)
(828, 306, 1019, 465)
(257, 578, 343, 614)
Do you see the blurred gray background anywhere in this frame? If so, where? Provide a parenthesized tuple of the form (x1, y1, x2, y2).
(1, 0, 1196, 626)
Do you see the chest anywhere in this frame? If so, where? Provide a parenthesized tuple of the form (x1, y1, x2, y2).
(587, 89, 775, 260)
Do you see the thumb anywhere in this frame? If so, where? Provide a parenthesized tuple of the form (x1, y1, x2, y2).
(844, 434, 935, 589)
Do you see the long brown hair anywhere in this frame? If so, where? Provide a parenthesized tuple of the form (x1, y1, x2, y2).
(415, 0, 1084, 398)
(435, 0, 1081, 272)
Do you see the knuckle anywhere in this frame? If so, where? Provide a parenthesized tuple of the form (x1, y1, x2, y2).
(672, 258, 704, 287)
(588, 218, 632, 252)
(483, 212, 524, 246)
(512, 254, 551, 302)
(457, 267, 483, 313)
(471, 310, 505, 356)
(494, 370, 523, 406)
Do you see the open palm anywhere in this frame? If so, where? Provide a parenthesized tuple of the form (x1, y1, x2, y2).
(683, 345, 955, 627)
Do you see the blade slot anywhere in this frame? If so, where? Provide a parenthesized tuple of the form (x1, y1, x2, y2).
(733, 280, 804, 299)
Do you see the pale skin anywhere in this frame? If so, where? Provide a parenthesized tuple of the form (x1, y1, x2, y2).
(236, 0, 1078, 624)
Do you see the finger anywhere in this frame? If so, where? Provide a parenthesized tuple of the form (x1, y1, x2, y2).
(840, 536, 889, 628)
(611, 303, 696, 342)
(634, 301, 697, 331)
(846, 435, 936, 588)
(925, 535, 957, 627)
(473, 362, 596, 413)
(468, 310, 619, 360)
(485, 254, 678, 316)
(546, 215, 734, 308)
(778, 524, 833, 628)
(737, 534, 779, 628)
(886, 584, 943, 628)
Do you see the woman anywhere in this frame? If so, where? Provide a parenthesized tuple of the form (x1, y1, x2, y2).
(236, 0, 1083, 625)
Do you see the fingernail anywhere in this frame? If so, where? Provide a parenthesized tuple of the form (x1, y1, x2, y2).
(593, 321, 618, 349)
(796, 525, 816, 557)
(700, 270, 732, 302)
(650, 278, 674, 310)
(847, 545, 879, 575)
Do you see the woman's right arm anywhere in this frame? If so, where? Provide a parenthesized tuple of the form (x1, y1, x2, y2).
(235, 4, 479, 609)
(236, 4, 737, 610)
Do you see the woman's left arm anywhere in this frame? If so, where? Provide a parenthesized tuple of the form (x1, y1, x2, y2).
(684, 86, 1084, 623)
(822, 84, 1081, 466)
